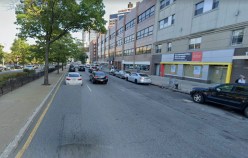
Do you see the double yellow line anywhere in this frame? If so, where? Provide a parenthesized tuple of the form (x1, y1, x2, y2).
(15, 76, 64, 158)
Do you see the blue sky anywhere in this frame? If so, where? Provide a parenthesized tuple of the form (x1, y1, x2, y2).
(0, 0, 139, 52)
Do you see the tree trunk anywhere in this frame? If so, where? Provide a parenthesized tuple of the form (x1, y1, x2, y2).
(57, 61, 59, 74)
(44, 41, 50, 85)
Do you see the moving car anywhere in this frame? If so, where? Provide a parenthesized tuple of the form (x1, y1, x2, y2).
(127, 73, 152, 84)
(89, 71, 108, 84)
(78, 65, 85, 71)
(190, 83, 248, 117)
(65, 72, 83, 86)
(88, 66, 98, 73)
(68, 65, 76, 72)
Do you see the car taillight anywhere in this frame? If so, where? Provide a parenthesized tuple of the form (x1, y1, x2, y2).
(78, 78, 82, 80)
(66, 78, 71, 80)
(94, 76, 98, 79)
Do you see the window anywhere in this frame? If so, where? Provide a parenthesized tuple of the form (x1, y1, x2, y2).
(136, 45, 152, 55)
(155, 44, 162, 53)
(171, 14, 175, 24)
(160, 0, 170, 10)
(137, 6, 155, 23)
(217, 84, 234, 93)
(212, 0, 219, 9)
(125, 19, 135, 30)
(231, 29, 244, 45)
(189, 37, 201, 50)
(195, 1, 204, 16)
(167, 42, 172, 52)
(136, 26, 153, 40)
(234, 86, 248, 95)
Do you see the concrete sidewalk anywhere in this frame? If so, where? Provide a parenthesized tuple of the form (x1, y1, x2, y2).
(0, 70, 65, 157)
(101, 67, 217, 94)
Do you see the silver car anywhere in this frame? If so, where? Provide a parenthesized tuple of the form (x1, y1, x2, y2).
(127, 73, 152, 84)
(116, 70, 131, 79)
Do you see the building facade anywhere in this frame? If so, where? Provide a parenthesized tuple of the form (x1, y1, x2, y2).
(97, 0, 248, 84)
(89, 40, 97, 63)
(152, 0, 248, 84)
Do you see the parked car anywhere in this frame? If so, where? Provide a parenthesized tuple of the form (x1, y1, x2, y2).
(65, 72, 83, 86)
(116, 70, 131, 79)
(113, 69, 120, 76)
(127, 73, 152, 84)
(78, 65, 85, 71)
(109, 68, 115, 75)
(68, 65, 76, 72)
(89, 71, 108, 84)
(190, 83, 248, 117)
(24, 65, 35, 70)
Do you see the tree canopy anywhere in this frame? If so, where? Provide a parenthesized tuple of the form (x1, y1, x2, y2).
(15, 0, 106, 85)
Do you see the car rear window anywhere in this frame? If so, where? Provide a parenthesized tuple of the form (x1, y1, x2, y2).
(139, 74, 148, 77)
(95, 72, 105, 76)
(68, 74, 80, 77)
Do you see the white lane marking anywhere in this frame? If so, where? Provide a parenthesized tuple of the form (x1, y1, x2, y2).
(86, 84, 92, 92)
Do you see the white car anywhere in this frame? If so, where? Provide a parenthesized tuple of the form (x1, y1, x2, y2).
(65, 72, 83, 86)
(127, 73, 152, 84)
(24, 65, 35, 70)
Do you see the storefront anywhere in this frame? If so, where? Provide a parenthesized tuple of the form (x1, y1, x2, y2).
(123, 61, 150, 72)
(160, 49, 234, 84)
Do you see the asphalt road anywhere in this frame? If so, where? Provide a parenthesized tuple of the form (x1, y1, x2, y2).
(13, 69, 248, 158)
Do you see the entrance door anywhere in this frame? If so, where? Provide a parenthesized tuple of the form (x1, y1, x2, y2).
(155, 64, 160, 76)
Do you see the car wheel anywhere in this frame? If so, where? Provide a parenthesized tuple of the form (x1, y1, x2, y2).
(126, 77, 128, 81)
(244, 106, 248, 118)
(192, 93, 204, 103)
(135, 79, 137, 84)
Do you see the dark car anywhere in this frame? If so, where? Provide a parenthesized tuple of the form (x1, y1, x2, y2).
(89, 71, 108, 84)
(88, 66, 98, 73)
(78, 65, 85, 71)
(68, 65, 76, 72)
(190, 83, 248, 117)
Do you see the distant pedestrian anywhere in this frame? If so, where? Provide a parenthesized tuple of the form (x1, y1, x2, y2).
(235, 75, 246, 84)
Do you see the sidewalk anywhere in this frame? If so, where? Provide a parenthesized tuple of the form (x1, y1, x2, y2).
(101, 67, 217, 94)
(0, 70, 65, 157)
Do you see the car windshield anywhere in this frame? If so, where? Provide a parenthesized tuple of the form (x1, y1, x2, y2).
(139, 74, 148, 77)
(68, 73, 80, 77)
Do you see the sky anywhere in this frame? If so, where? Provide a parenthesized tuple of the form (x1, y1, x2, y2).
(0, 0, 140, 52)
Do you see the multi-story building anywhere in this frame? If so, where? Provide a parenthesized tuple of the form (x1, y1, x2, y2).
(152, 0, 248, 84)
(97, 0, 156, 71)
(97, 0, 248, 84)
(89, 40, 97, 63)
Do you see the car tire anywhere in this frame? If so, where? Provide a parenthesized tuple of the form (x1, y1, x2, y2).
(244, 106, 248, 118)
(135, 79, 137, 84)
(192, 93, 204, 103)
(126, 77, 128, 81)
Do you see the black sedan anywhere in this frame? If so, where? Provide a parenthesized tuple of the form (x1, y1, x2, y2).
(190, 83, 248, 117)
(68, 65, 76, 72)
(89, 71, 108, 84)
(78, 65, 85, 71)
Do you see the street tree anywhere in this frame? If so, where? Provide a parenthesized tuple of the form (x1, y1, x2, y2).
(15, 0, 106, 85)
(0, 44, 5, 65)
(10, 38, 31, 67)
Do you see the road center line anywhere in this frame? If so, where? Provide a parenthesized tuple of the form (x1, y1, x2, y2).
(86, 84, 92, 92)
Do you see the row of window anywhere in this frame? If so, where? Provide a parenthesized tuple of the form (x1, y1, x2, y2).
(125, 19, 135, 31)
(137, 5, 155, 23)
(136, 44, 152, 55)
(159, 14, 175, 29)
(155, 29, 244, 53)
(124, 34, 135, 44)
(116, 39, 122, 46)
(124, 48, 134, 56)
(116, 51, 122, 57)
(160, 0, 176, 10)
(116, 27, 124, 36)
(136, 26, 153, 40)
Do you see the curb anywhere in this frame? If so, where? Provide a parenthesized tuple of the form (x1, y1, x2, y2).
(0, 72, 65, 158)
(151, 83, 190, 95)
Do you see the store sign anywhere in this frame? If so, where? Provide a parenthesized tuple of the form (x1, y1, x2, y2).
(174, 52, 202, 61)
(174, 53, 192, 61)
(192, 52, 202, 61)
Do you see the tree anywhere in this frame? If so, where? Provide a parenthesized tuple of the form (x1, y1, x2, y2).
(0, 44, 4, 65)
(15, 0, 106, 85)
(10, 38, 31, 66)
